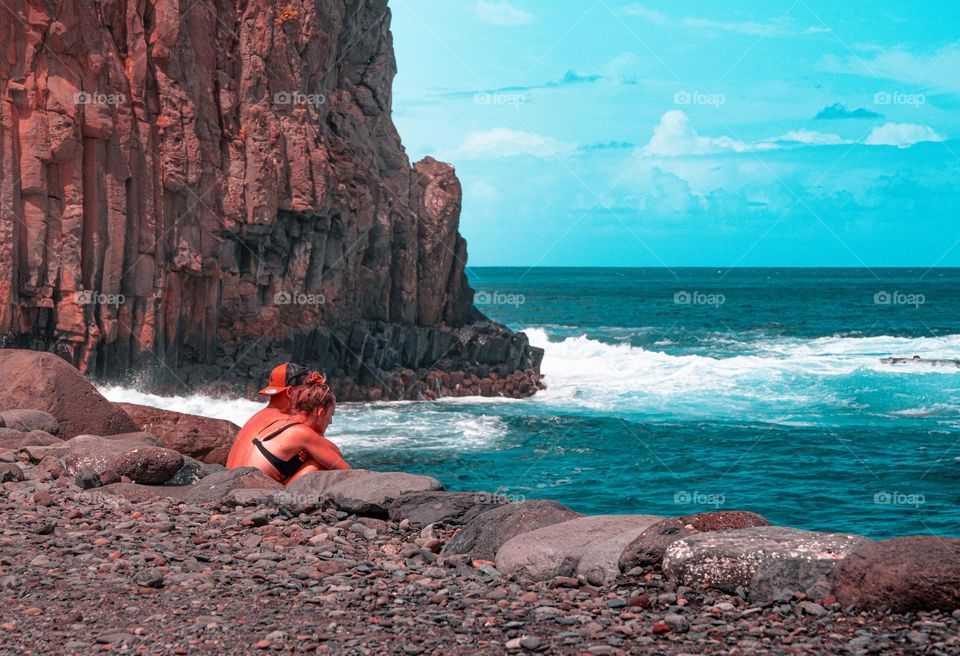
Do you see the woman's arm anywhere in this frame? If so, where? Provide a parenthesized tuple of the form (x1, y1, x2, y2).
(300, 431, 351, 470)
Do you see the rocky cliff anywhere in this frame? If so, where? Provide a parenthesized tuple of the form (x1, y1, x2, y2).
(0, 0, 542, 400)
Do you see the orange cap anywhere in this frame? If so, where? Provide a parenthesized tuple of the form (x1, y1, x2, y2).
(258, 362, 307, 396)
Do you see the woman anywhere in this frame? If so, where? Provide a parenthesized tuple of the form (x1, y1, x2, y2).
(232, 372, 350, 484)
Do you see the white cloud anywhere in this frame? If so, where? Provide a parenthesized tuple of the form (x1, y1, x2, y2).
(450, 128, 576, 159)
(475, 1, 533, 26)
(681, 17, 782, 37)
(642, 110, 778, 157)
(465, 178, 500, 203)
(623, 4, 668, 24)
(768, 130, 852, 146)
(864, 123, 946, 148)
(822, 43, 960, 93)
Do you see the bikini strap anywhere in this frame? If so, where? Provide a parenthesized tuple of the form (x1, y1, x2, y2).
(259, 422, 303, 442)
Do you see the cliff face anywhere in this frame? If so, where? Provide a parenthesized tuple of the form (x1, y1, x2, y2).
(0, 0, 542, 400)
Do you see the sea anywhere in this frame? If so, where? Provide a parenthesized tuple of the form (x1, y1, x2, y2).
(102, 268, 960, 539)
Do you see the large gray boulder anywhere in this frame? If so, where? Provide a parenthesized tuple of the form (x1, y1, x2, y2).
(328, 472, 444, 517)
(664, 526, 870, 602)
(496, 514, 663, 582)
(181, 468, 283, 504)
(279, 470, 372, 515)
(833, 536, 960, 612)
(388, 491, 506, 526)
(442, 499, 582, 562)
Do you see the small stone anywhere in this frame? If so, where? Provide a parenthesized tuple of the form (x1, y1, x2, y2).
(664, 613, 689, 633)
(797, 601, 827, 617)
(606, 597, 627, 608)
(0, 464, 24, 483)
(256, 639, 271, 649)
(651, 621, 671, 634)
(519, 636, 542, 650)
(74, 466, 101, 490)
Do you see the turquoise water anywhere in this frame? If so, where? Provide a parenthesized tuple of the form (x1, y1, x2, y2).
(105, 268, 960, 538)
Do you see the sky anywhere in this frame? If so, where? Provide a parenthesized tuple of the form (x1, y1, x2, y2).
(390, 0, 960, 267)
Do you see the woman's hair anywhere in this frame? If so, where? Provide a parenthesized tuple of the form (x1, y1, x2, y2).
(293, 371, 336, 416)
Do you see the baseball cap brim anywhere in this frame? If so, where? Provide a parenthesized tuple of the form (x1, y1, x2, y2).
(258, 385, 287, 396)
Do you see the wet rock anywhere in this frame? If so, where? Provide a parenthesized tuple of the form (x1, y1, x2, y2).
(0, 409, 59, 435)
(496, 514, 663, 582)
(833, 536, 960, 612)
(0, 351, 137, 438)
(110, 447, 184, 484)
(663, 526, 869, 602)
(387, 491, 506, 526)
(116, 403, 240, 465)
(74, 466, 102, 490)
(163, 457, 207, 486)
(442, 500, 582, 562)
(620, 511, 771, 571)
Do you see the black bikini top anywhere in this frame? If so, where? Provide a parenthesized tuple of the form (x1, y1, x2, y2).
(252, 421, 304, 479)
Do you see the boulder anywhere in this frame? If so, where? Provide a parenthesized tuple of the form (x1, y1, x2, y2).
(663, 526, 870, 602)
(832, 536, 960, 612)
(224, 488, 282, 508)
(442, 499, 583, 562)
(620, 511, 771, 572)
(87, 483, 185, 504)
(163, 457, 207, 486)
(0, 350, 137, 438)
(181, 468, 283, 504)
(116, 402, 240, 464)
(110, 447, 184, 485)
(0, 409, 59, 435)
(388, 491, 506, 526)
(0, 464, 25, 483)
(496, 514, 663, 582)
(327, 472, 444, 517)
(0, 429, 63, 450)
(62, 433, 163, 479)
(279, 470, 372, 515)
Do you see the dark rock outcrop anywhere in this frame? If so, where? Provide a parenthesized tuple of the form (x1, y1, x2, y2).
(117, 402, 239, 465)
(619, 510, 771, 572)
(832, 536, 960, 612)
(441, 499, 582, 562)
(0, 350, 137, 437)
(0, 0, 543, 401)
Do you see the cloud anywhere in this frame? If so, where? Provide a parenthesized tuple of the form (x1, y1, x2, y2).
(768, 130, 852, 146)
(579, 141, 636, 152)
(449, 128, 576, 159)
(823, 43, 960, 94)
(864, 123, 946, 148)
(622, 4, 668, 24)
(815, 103, 883, 120)
(642, 110, 778, 157)
(475, 1, 533, 26)
(623, 7, 827, 38)
(439, 70, 603, 100)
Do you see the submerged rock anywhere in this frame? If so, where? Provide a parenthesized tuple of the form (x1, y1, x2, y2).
(663, 526, 869, 602)
(833, 536, 960, 612)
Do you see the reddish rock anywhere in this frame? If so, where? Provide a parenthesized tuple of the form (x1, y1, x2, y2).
(0, 0, 541, 401)
(111, 447, 185, 485)
(62, 433, 163, 480)
(620, 511, 771, 572)
(833, 536, 960, 612)
(116, 403, 239, 465)
(0, 351, 137, 438)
